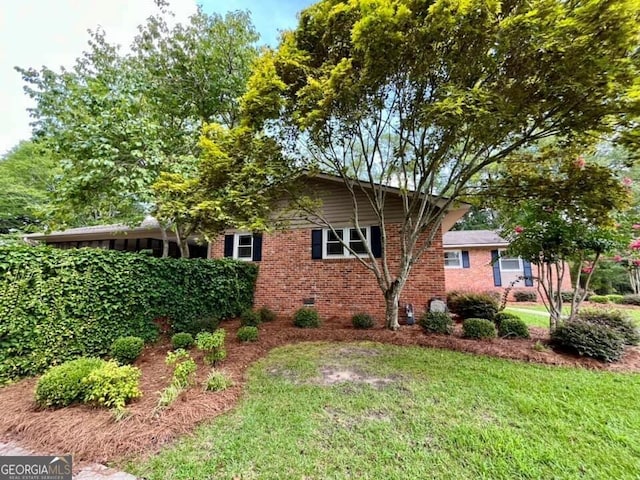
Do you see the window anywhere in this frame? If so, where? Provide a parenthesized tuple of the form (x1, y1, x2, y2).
(323, 227, 370, 258)
(499, 251, 521, 271)
(234, 234, 253, 260)
(444, 250, 462, 268)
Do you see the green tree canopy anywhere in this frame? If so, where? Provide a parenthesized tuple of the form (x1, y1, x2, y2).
(0, 141, 60, 234)
(16, 7, 259, 253)
(237, 0, 640, 328)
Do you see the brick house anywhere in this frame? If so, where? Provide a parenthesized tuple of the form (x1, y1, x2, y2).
(210, 174, 469, 320)
(443, 230, 572, 299)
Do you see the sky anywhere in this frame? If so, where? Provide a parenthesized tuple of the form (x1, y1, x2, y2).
(0, 0, 314, 156)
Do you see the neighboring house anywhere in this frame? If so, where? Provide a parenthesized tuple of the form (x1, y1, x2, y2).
(443, 230, 572, 298)
(24, 217, 208, 258)
(210, 174, 469, 320)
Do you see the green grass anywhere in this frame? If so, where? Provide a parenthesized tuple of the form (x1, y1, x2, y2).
(505, 303, 640, 328)
(127, 342, 640, 480)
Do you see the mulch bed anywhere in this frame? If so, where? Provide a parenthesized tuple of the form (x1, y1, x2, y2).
(0, 316, 638, 467)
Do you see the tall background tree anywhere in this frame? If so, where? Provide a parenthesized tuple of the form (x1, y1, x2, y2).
(235, 0, 640, 328)
(17, 6, 259, 256)
(0, 141, 59, 235)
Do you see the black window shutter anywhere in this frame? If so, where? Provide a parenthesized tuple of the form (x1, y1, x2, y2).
(252, 234, 263, 261)
(311, 229, 323, 259)
(461, 250, 470, 268)
(491, 250, 502, 286)
(523, 260, 534, 286)
(223, 234, 234, 258)
(371, 226, 382, 258)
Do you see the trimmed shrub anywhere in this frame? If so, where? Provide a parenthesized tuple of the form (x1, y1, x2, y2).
(560, 291, 575, 302)
(419, 312, 453, 335)
(551, 321, 625, 362)
(110, 336, 144, 365)
(293, 308, 321, 328)
(513, 291, 537, 302)
(196, 330, 227, 365)
(237, 326, 259, 342)
(171, 333, 195, 350)
(258, 307, 277, 323)
(462, 318, 497, 339)
(621, 294, 640, 306)
(449, 293, 498, 321)
(446, 291, 464, 313)
(35, 358, 106, 408)
(83, 361, 142, 411)
(205, 370, 234, 392)
(498, 318, 530, 339)
(589, 295, 610, 304)
(606, 294, 625, 304)
(494, 311, 521, 327)
(576, 308, 640, 345)
(240, 309, 261, 327)
(352, 313, 375, 329)
(0, 245, 257, 382)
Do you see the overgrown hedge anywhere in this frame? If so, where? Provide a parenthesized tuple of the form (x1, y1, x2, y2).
(0, 245, 257, 382)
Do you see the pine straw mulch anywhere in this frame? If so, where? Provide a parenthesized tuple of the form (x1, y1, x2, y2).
(0, 316, 639, 468)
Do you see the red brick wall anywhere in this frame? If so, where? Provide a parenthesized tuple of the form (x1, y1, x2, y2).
(444, 247, 572, 300)
(210, 224, 445, 321)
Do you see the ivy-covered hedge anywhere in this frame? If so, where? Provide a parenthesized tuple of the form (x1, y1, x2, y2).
(0, 245, 257, 382)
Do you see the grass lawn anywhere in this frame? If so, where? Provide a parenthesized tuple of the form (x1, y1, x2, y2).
(506, 303, 640, 328)
(128, 342, 640, 480)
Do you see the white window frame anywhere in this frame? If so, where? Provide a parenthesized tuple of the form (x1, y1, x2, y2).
(323, 227, 371, 259)
(499, 250, 522, 271)
(233, 233, 253, 261)
(444, 250, 463, 269)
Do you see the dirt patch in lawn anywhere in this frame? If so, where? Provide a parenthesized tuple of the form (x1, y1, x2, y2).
(0, 315, 639, 467)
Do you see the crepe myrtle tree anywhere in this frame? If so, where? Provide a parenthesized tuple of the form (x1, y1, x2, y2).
(235, 0, 639, 329)
(493, 152, 631, 330)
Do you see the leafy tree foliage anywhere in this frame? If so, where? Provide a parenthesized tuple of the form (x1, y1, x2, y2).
(16, 7, 260, 255)
(490, 151, 631, 330)
(0, 141, 59, 233)
(239, 0, 640, 328)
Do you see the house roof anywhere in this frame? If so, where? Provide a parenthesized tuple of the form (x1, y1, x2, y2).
(443, 230, 509, 248)
(23, 216, 201, 244)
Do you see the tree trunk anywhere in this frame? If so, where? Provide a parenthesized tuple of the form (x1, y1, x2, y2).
(160, 228, 170, 258)
(384, 284, 401, 330)
(174, 226, 190, 258)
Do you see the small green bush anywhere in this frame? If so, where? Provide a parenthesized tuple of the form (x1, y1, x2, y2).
(513, 291, 537, 302)
(35, 358, 106, 408)
(171, 332, 195, 350)
(205, 370, 234, 392)
(551, 321, 625, 362)
(462, 318, 497, 339)
(196, 330, 227, 365)
(589, 295, 610, 304)
(576, 308, 640, 345)
(494, 311, 521, 327)
(293, 308, 321, 328)
(419, 312, 453, 335)
(83, 361, 142, 411)
(561, 291, 576, 302)
(621, 294, 640, 306)
(240, 309, 261, 327)
(606, 294, 625, 304)
(449, 293, 498, 320)
(157, 349, 197, 408)
(258, 306, 277, 322)
(351, 313, 375, 329)
(498, 318, 530, 339)
(237, 326, 259, 342)
(110, 336, 144, 365)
